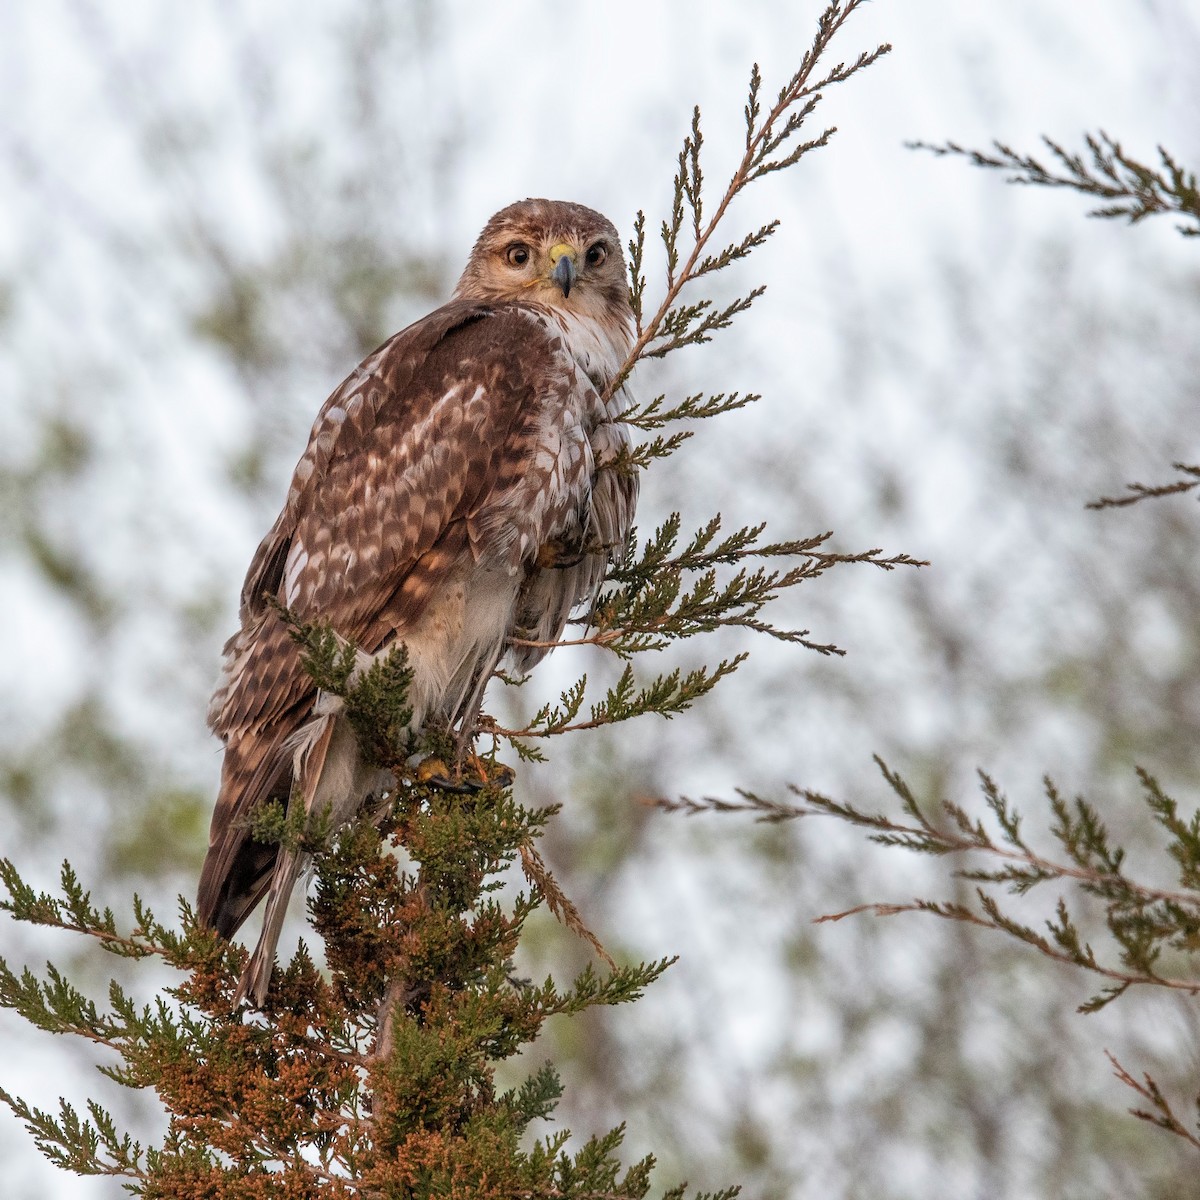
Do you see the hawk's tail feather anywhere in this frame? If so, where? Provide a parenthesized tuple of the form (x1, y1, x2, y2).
(234, 844, 307, 1007)
(196, 733, 292, 937)
(234, 711, 338, 1006)
(207, 857, 275, 941)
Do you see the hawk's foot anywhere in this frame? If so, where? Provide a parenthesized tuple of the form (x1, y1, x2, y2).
(468, 753, 515, 790)
(534, 536, 586, 571)
(414, 754, 515, 794)
(414, 755, 476, 794)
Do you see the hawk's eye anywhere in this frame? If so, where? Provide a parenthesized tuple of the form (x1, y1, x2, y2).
(585, 242, 607, 267)
(505, 243, 532, 268)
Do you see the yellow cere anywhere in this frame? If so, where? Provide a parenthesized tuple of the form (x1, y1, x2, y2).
(548, 242, 576, 265)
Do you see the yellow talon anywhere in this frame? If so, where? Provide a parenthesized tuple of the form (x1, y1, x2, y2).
(416, 756, 451, 783)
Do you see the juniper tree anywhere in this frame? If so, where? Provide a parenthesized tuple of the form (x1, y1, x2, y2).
(0, 3, 912, 1194)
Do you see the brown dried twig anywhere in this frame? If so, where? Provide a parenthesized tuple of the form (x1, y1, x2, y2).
(1087, 462, 1200, 510)
(1107, 1051, 1200, 1152)
(519, 841, 616, 970)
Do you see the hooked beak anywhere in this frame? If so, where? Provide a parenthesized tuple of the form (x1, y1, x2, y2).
(550, 247, 577, 298)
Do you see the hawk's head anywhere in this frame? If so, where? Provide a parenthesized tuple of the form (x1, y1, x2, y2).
(454, 199, 632, 329)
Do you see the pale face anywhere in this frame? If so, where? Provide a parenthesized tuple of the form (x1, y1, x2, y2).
(454, 199, 632, 325)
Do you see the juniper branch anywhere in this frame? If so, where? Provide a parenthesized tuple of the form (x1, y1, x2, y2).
(1107, 1051, 1200, 1153)
(610, 0, 890, 392)
(507, 521, 923, 664)
(0, 1091, 144, 1179)
(656, 764, 1200, 1012)
(622, 391, 760, 432)
(1087, 462, 1200, 510)
(499, 656, 747, 742)
(813, 894, 1200, 1008)
(911, 133, 1200, 236)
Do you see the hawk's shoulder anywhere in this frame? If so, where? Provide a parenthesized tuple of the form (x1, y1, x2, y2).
(237, 301, 577, 619)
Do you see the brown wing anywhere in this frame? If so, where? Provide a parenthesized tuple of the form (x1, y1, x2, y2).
(198, 301, 595, 935)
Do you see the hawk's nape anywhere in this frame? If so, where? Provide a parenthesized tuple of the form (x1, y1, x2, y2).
(197, 199, 639, 1006)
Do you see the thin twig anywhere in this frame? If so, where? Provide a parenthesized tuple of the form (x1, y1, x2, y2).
(1106, 1050, 1200, 1151)
(815, 901, 1200, 996)
(655, 789, 1200, 911)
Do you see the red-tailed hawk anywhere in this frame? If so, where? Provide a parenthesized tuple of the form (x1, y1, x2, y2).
(197, 199, 638, 1005)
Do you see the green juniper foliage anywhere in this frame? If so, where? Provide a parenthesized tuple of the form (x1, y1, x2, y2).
(0, 2, 909, 1195)
(0, 769, 679, 1195)
(500, 518, 920, 757)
